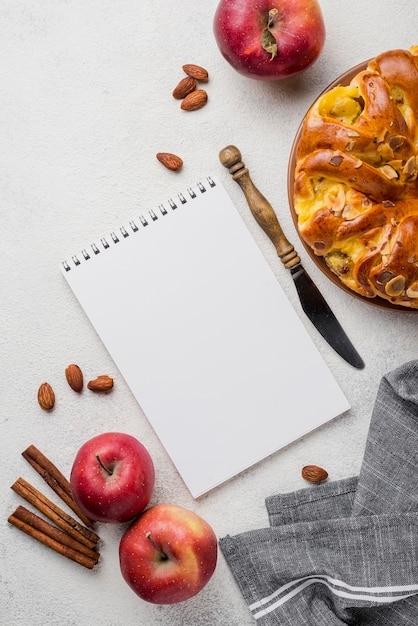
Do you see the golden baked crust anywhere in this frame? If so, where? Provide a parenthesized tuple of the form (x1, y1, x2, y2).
(293, 47, 418, 308)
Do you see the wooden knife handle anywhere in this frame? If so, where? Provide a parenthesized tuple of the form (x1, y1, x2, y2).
(219, 145, 300, 269)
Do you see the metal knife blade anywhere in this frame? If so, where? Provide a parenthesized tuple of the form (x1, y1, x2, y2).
(290, 264, 364, 368)
(219, 144, 365, 369)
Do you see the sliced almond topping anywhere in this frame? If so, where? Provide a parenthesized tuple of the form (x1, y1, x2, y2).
(329, 155, 344, 167)
(342, 205, 360, 220)
(403, 155, 417, 177)
(324, 192, 336, 210)
(377, 143, 394, 160)
(388, 159, 403, 169)
(324, 186, 346, 216)
(385, 275, 405, 296)
(406, 282, 418, 298)
(332, 187, 346, 213)
(388, 135, 406, 151)
(346, 129, 360, 137)
(379, 164, 398, 180)
(374, 128, 388, 143)
(404, 108, 415, 133)
(377, 270, 396, 284)
(345, 189, 364, 204)
(353, 159, 363, 169)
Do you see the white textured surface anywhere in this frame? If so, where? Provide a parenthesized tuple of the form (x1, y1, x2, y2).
(1, 2, 417, 625)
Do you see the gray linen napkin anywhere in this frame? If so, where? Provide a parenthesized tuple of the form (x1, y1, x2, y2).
(219, 360, 418, 625)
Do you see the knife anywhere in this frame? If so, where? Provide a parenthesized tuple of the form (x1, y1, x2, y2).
(219, 145, 365, 370)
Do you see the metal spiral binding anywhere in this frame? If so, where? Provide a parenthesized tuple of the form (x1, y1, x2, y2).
(62, 176, 216, 272)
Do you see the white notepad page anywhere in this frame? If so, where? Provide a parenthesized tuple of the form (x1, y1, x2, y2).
(61, 175, 349, 498)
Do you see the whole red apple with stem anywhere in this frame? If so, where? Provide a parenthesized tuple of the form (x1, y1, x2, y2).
(213, 0, 326, 80)
(119, 503, 218, 604)
(70, 432, 155, 523)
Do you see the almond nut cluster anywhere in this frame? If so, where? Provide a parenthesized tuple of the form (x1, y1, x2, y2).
(156, 63, 209, 172)
(174, 64, 209, 110)
(37, 364, 114, 410)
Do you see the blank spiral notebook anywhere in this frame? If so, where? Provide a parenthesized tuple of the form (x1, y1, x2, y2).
(61, 174, 349, 498)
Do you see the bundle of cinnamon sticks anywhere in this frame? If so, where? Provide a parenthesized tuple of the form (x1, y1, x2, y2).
(8, 444, 101, 569)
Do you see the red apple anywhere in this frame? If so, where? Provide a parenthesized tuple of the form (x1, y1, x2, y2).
(213, 0, 326, 81)
(119, 503, 218, 604)
(70, 432, 155, 523)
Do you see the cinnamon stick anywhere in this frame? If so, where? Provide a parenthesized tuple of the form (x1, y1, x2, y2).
(8, 507, 99, 569)
(11, 477, 100, 549)
(22, 444, 95, 528)
(11, 505, 100, 563)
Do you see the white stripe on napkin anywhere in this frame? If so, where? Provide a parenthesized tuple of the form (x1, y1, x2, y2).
(250, 575, 418, 620)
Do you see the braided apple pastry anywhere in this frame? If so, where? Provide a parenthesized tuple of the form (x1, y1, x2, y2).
(293, 47, 418, 308)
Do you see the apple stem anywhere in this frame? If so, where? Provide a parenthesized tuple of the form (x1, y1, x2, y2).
(96, 454, 113, 475)
(268, 7, 278, 28)
(146, 532, 168, 560)
(261, 9, 279, 61)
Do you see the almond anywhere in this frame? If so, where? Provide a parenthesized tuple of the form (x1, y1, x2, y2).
(182, 64, 209, 82)
(65, 363, 83, 392)
(172, 76, 197, 99)
(87, 375, 114, 392)
(37, 382, 55, 411)
(180, 89, 208, 111)
(156, 152, 183, 171)
(301, 465, 328, 483)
